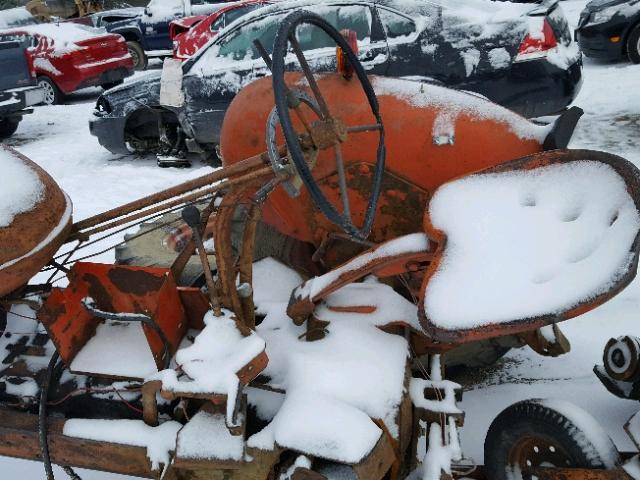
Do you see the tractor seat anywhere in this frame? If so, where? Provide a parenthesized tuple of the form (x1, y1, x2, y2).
(288, 150, 640, 344)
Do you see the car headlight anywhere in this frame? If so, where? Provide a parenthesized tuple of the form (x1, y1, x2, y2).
(95, 96, 112, 115)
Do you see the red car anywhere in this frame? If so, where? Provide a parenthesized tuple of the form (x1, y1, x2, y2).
(171, 0, 269, 61)
(0, 23, 134, 105)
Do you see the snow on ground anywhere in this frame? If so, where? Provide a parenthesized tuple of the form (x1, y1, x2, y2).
(2, 0, 640, 477)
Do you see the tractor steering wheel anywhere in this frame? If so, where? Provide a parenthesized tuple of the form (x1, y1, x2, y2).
(271, 10, 385, 241)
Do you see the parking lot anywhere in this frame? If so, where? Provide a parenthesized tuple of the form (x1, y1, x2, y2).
(2, 0, 640, 478)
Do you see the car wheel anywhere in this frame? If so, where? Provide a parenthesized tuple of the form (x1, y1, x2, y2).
(101, 79, 124, 91)
(484, 399, 620, 480)
(37, 76, 63, 105)
(127, 41, 148, 71)
(0, 118, 20, 139)
(627, 24, 640, 63)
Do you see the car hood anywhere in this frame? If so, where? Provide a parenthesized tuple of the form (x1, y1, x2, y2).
(585, 0, 631, 11)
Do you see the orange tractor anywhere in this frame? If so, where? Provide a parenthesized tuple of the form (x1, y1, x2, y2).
(1, 10, 640, 480)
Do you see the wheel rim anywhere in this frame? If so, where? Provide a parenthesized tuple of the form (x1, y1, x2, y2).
(508, 435, 573, 477)
(129, 47, 140, 69)
(38, 80, 55, 105)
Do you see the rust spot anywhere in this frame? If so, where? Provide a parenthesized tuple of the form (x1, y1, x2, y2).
(106, 268, 164, 297)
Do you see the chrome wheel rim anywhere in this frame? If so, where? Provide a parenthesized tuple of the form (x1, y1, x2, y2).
(129, 47, 140, 69)
(38, 80, 55, 105)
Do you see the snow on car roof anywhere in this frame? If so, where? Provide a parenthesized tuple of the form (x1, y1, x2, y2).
(7, 22, 109, 48)
(0, 7, 36, 30)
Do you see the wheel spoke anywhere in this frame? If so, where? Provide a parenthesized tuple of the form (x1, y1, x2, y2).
(334, 143, 351, 220)
(288, 33, 332, 120)
(347, 124, 383, 134)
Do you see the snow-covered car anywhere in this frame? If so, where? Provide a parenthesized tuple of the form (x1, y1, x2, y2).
(0, 7, 37, 30)
(575, 0, 640, 63)
(90, 0, 582, 158)
(170, 0, 270, 61)
(0, 23, 134, 105)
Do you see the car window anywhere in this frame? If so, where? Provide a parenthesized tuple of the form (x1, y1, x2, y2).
(297, 4, 372, 51)
(377, 7, 416, 39)
(210, 13, 225, 31)
(210, 5, 263, 32)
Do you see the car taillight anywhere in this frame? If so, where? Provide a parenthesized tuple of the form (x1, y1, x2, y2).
(24, 49, 36, 79)
(515, 18, 558, 62)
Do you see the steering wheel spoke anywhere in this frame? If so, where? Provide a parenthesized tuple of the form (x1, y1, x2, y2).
(288, 33, 332, 121)
(271, 10, 385, 240)
(347, 123, 383, 134)
(334, 142, 351, 219)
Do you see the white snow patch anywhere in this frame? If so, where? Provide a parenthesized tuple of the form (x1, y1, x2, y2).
(252, 257, 304, 315)
(152, 310, 265, 425)
(424, 160, 640, 330)
(176, 409, 244, 461)
(0, 146, 43, 228)
(372, 77, 551, 142)
(63, 419, 182, 471)
(70, 319, 158, 379)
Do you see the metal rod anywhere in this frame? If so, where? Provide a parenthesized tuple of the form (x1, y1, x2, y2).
(69, 165, 273, 241)
(71, 154, 267, 233)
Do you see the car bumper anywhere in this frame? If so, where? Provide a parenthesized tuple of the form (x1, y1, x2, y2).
(62, 56, 135, 93)
(463, 56, 583, 118)
(575, 18, 627, 60)
(89, 113, 130, 155)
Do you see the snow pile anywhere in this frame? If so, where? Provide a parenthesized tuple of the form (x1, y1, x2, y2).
(176, 409, 244, 461)
(70, 319, 158, 379)
(372, 77, 551, 142)
(424, 160, 640, 330)
(253, 390, 382, 464)
(247, 267, 410, 462)
(152, 310, 265, 424)
(252, 257, 304, 315)
(0, 147, 44, 228)
(410, 378, 462, 415)
(63, 419, 182, 471)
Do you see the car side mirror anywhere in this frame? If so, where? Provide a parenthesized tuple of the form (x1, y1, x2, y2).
(160, 58, 185, 108)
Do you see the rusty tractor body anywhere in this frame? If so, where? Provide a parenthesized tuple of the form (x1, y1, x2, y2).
(0, 9, 639, 480)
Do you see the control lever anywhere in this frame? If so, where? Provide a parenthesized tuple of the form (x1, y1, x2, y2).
(182, 205, 222, 316)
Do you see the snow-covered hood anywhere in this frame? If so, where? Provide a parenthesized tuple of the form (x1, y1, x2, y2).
(585, 0, 634, 12)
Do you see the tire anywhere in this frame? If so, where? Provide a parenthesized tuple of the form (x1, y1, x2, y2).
(485, 399, 620, 480)
(627, 24, 640, 64)
(101, 79, 124, 91)
(37, 76, 63, 105)
(127, 41, 148, 71)
(0, 118, 20, 139)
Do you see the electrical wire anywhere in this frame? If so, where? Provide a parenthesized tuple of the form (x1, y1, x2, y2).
(39, 351, 82, 480)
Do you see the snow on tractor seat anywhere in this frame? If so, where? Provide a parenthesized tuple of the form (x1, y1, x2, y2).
(423, 159, 640, 333)
(0, 146, 43, 228)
